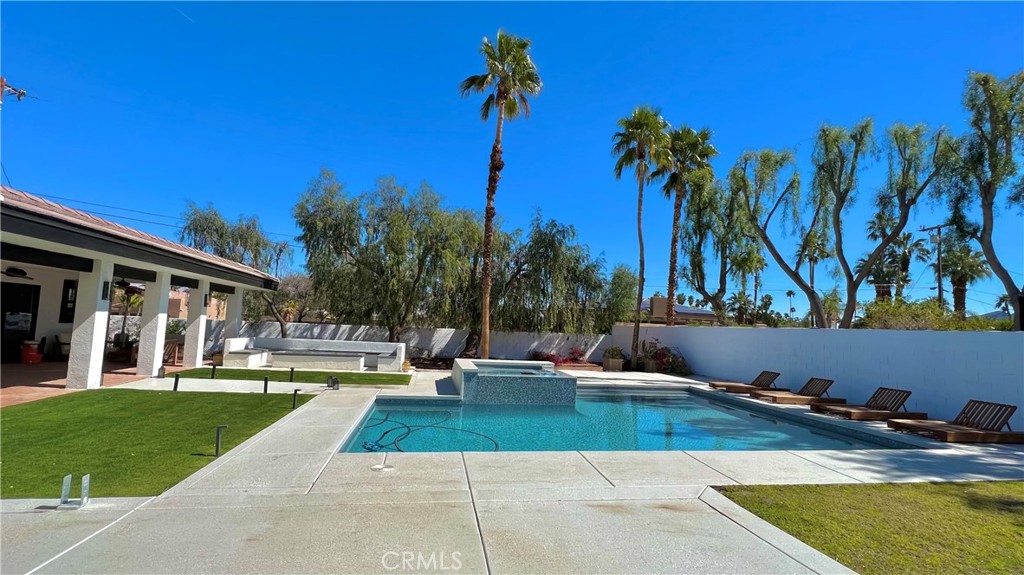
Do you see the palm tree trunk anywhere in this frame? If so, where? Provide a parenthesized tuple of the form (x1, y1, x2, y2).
(952, 279, 967, 318)
(632, 177, 645, 369)
(480, 101, 507, 358)
(665, 188, 684, 326)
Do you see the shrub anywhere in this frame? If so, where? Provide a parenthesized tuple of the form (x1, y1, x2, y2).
(567, 346, 587, 362)
(604, 346, 624, 359)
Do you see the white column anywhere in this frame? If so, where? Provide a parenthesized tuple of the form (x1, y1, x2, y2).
(223, 289, 244, 340)
(182, 280, 210, 368)
(66, 258, 114, 389)
(136, 271, 171, 377)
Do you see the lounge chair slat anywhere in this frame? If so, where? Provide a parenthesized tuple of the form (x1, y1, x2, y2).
(796, 377, 834, 398)
(889, 399, 1022, 442)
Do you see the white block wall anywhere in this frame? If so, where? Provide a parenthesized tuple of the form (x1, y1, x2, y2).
(611, 325, 1024, 428)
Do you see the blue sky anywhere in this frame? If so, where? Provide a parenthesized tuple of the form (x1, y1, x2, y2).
(2, 2, 1021, 316)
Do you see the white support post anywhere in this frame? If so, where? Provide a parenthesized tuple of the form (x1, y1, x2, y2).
(136, 271, 171, 377)
(223, 289, 244, 340)
(183, 279, 210, 368)
(66, 259, 115, 389)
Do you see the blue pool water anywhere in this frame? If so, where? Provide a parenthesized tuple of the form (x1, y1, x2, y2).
(343, 389, 892, 452)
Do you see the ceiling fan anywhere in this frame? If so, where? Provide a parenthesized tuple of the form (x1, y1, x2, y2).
(115, 277, 144, 296)
(1, 267, 34, 280)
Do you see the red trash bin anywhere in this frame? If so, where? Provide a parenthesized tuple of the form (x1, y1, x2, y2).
(21, 341, 42, 364)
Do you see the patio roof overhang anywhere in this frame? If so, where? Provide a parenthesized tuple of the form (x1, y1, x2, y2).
(0, 186, 278, 291)
(1, 185, 278, 390)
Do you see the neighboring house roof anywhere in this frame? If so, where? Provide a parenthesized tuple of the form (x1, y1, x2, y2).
(640, 298, 716, 316)
(0, 185, 278, 290)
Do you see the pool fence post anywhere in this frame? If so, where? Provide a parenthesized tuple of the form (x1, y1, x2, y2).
(59, 474, 72, 504)
(263, 376, 269, 394)
(292, 389, 300, 409)
(289, 367, 295, 382)
(215, 425, 228, 457)
(173, 373, 180, 391)
(211, 364, 217, 379)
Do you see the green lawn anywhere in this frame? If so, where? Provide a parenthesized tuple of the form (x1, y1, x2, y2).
(174, 367, 410, 385)
(721, 482, 1024, 575)
(0, 389, 315, 498)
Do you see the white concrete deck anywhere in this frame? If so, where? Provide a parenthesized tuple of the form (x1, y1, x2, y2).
(4, 371, 1022, 574)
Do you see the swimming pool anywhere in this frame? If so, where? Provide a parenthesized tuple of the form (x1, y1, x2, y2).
(343, 388, 897, 452)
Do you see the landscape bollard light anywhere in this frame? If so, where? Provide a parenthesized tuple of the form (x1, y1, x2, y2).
(211, 365, 217, 379)
(173, 374, 180, 391)
(289, 367, 295, 382)
(292, 388, 300, 409)
(264, 376, 269, 394)
(215, 425, 228, 457)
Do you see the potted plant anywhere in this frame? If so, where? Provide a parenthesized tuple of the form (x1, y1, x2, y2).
(640, 339, 660, 373)
(603, 346, 624, 372)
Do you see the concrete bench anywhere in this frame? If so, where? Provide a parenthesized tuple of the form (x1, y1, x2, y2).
(223, 337, 406, 372)
(270, 350, 365, 371)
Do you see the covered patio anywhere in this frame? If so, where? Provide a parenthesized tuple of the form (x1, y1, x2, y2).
(0, 186, 279, 398)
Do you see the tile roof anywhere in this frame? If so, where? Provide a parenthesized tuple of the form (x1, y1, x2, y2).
(0, 185, 278, 286)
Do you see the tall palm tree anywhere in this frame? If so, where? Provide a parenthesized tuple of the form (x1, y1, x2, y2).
(935, 241, 991, 318)
(855, 255, 896, 301)
(460, 30, 542, 359)
(653, 126, 717, 326)
(994, 294, 1012, 318)
(889, 233, 930, 299)
(785, 289, 796, 314)
(612, 106, 670, 367)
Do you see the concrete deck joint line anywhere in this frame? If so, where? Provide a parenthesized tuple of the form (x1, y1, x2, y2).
(681, 451, 744, 485)
(786, 450, 866, 484)
(461, 451, 493, 575)
(577, 451, 616, 487)
(698, 489, 853, 575)
(24, 496, 156, 575)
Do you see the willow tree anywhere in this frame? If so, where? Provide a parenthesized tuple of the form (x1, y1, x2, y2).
(815, 120, 951, 328)
(612, 107, 670, 365)
(293, 171, 466, 342)
(459, 30, 542, 358)
(653, 126, 717, 325)
(942, 71, 1024, 330)
(678, 178, 750, 319)
(729, 149, 832, 328)
(179, 203, 292, 336)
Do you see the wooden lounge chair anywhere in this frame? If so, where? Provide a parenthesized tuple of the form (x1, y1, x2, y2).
(708, 371, 787, 394)
(888, 400, 1024, 443)
(811, 387, 927, 421)
(750, 377, 846, 405)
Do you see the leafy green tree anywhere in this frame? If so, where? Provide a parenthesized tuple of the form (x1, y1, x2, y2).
(179, 203, 292, 336)
(460, 30, 542, 357)
(612, 106, 671, 365)
(678, 177, 751, 320)
(815, 121, 951, 328)
(934, 237, 991, 318)
(729, 149, 834, 327)
(293, 171, 467, 342)
(941, 71, 1024, 330)
(606, 265, 639, 329)
(654, 126, 718, 325)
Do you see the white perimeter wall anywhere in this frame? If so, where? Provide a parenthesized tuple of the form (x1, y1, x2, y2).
(205, 321, 609, 361)
(611, 325, 1024, 428)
